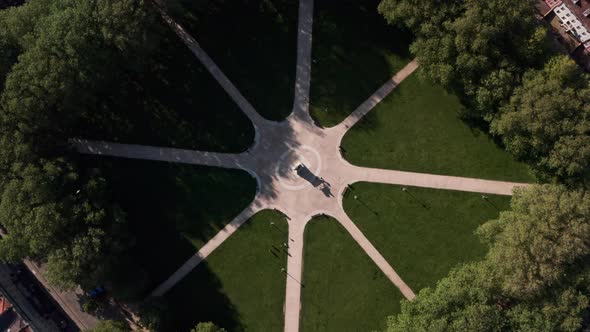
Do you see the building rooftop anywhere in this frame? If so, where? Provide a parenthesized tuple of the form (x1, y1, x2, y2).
(536, 0, 552, 15)
(0, 296, 32, 332)
(545, 0, 590, 49)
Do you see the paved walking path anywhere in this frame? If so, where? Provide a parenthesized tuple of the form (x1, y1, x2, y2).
(23, 261, 99, 330)
(333, 210, 416, 299)
(72, 139, 247, 170)
(151, 201, 265, 296)
(352, 166, 525, 196)
(73, 2, 531, 331)
(283, 218, 307, 332)
(333, 59, 419, 135)
(156, 3, 267, 131)
(291, 0, 314, 123)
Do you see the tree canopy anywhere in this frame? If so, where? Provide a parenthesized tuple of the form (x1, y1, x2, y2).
(386, 184, 590, 332)
(491, 56, 590, 182)
(0, 0, 153, 290)
(190, 322, 228, 332)
(378, 0, 546, 118)
(86, 320, 130, 332)
(478, 184, 590, 299)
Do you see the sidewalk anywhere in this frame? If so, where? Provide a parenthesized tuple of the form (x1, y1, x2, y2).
(24, 261, 99, 331)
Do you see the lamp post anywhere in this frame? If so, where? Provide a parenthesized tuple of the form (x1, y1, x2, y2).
(481, 195, 499, 211)
(402, 187, 428, 209)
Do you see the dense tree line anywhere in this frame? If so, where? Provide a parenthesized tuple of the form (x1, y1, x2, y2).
(387, 185, 590, 331)
(86, 320, 131, 332)
(0, 0, 154, 291)
(492, 56, 590, 182)
(379, 0, 547, 118)
(379, 0, 589, 183)
(379, 0, 590, 329)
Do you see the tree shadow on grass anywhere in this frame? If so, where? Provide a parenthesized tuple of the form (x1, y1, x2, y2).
(158, 211, 290, 332)
(107, 212, 199, 301)
(310, 0, 413, 127)
(76, 19, 254, 153)
(117, 157, 253, 246)
(167, 0, 299, 121)
(450, 87, 515, 149)
(350, 105, 380, 132)
(81, 156, 257, 300)
(161, 261, 242, 332)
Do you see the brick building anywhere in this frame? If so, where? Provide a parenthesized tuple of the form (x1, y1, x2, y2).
(537, 0, 590, 70)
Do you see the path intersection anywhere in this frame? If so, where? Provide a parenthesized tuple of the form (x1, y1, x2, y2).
(72, 1, 529, 331)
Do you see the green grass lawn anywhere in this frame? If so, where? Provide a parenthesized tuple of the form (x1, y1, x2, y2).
(78, 20, 254, 153)
(83, 157, 257, 300)
(342, 71, 536, 182)
(309, 0, 412, 127)
(343, 183, 511, 291)
(161, 210, 288, 332)
(300, 216, 404, 332)
(167, 0, 298, 121)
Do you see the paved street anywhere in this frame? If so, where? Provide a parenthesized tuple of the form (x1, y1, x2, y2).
(0, 263, 73, 332)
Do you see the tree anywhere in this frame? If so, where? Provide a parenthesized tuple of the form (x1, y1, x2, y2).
(388, 264, 589, 332)
(491, 56, 590, 181)
(138, 298, 168, 331)
(386, 262, 507, 332)
(477, 184, 590, 298)
(85, 320, 130, 332)
(378, 0, 462, 32)
(190, 322, 227, 332)
(0, 19, 19, 90)
(0, 0, 154, 291)
(386, 185, 590, 332)
(378, 0, 546, 118)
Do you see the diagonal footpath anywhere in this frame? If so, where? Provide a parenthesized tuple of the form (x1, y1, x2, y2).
(333, 59, 419, 135)
(355, 166, 528, 196)
(72, 139, 247, 170)
(151, 201, 265, 296)
(156, 4, 267, 129)
(334, 210, 416, 300)
(291, 0, 314, 121)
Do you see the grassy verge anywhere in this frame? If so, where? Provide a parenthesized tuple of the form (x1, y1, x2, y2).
(78, 20, 254, 152)
(161, 210, 288, 332)
(83, 157, 257, 299)
(168, 0, 298, 121)
(300, 215, 404, 332)
(309, 0, 412, 127)
(341, 72, 535, 182)
(343, 183, 510, 291)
